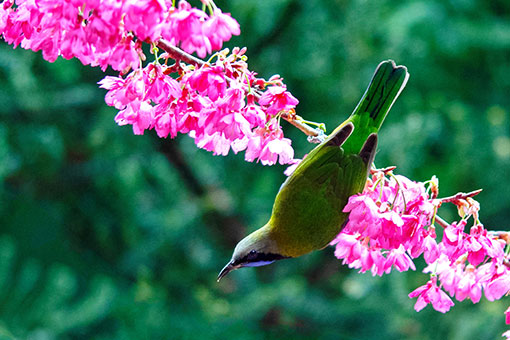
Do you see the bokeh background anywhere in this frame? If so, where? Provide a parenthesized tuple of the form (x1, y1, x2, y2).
(1, 0, 510, 339)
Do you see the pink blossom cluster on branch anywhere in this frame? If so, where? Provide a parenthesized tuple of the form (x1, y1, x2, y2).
(99, 49, 298, 164)
(0, 0, 300, 164)
(330, 168, 510, 318)
(0, 0, 239, 71)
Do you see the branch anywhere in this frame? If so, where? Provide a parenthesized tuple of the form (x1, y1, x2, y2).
(156, 39, 324, 140)
(370, 166, 397, 175)
(437, 189, 483, 204)
(434, 215, 450, 229)
(157, 39, 205, 67)
(281, 111, 324, 140)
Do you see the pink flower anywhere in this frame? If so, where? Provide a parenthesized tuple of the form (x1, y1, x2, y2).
(465, 224, 505, 266)
(408, 277, 454, 313)
(98, 72, 144, 110)
(342, 195, 381, 235)
(123, 0, 167, 41)
(384, 246, 416, 273)
(195, 131, 231, 156)
(503, 330, 510, 340)
(203, 8, 240, 51)
(423, 234, 440, 264)
(115, 100, 154, 135)
(505, 306, 510, 324)
(258, 86, 299, 115)
(261, 134, 294, 165)
(330, 232, 387, 276)
(454, 265, 482, 303)
(485, 272, 510, 301)
(143, 63, 182, 104)
(441, 220, 467, 261)
(437, 260, 464, 297)
(330, 233, 360, 262)
(188, 65, 227, 101)
(153, 100, 181, 138)
(243, 95, 267, 128)
(100, 35, 141, 73)
(164, 0, 211, 58)
(245, 127, 294, 165)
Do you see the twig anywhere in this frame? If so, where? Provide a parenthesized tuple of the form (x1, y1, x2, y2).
(370, 166, 396, 175)
(156, 39, 323, 139)
(281, 111, 323, 139)
(157, 39, 206, 67)
(438, 189, 483, 203)
(434, 215, 450, 229)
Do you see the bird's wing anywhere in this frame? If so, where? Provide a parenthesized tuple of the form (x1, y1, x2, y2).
(281, 124, 377, 199)
(270, 127, 378, 255)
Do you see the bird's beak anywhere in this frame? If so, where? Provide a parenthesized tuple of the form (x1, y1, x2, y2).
(217, 260, 238, 282)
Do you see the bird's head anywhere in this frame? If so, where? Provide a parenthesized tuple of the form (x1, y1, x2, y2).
(217, 226, 289, 281)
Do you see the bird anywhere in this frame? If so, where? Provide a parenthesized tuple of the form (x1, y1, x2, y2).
(218, 60, 409, 281)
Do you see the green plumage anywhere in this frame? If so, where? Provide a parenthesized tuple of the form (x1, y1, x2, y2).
(218, 60, 409, 280)
(271, 60, 409, 257)
(270, 143, 367, 256)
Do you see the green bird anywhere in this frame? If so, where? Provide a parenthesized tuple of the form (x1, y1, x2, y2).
(218, 60, 409, 281)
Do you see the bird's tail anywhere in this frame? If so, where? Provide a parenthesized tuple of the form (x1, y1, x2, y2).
(337, 60, 409, 154)
(352, 60, 409, 130)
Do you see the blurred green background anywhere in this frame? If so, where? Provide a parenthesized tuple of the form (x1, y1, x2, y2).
(1, 0, 509, 339)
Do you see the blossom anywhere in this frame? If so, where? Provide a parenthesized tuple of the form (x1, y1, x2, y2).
(245, 127, 294, 165)
(465, 224, 505, 266)
(485, 271, 510, 301)
(408, 277, 455, 313)
(164, 0, 212, 58)
(437, 260, 464, 297)
(422, 234, 440, 264)
(454, 265, 482, 303)
(188, 65, 227, 101)
(143, 63, 182, 104)
(505, 306, 510, 324)
(384, 246, 416, 273)
(115, 100, 154, 135)
(258, 86, 299, 115)
(123, 0, 167, 41)
(332, 167, 510, 326)
(203, 8, 241, 51)
(441, 220, 467, 262)
(2, 0, 299, 163)
(98, 72, 144, 110)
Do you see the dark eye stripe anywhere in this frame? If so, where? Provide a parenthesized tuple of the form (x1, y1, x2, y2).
(241, 252, 289, 264)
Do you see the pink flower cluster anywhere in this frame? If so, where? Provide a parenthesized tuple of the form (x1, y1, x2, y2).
(330, 169, 510, 317)
(99, 49, 298, 164)
(0, 0, 239, 71)
(2, 0, 298, 164)
(330, 172, 437, 276)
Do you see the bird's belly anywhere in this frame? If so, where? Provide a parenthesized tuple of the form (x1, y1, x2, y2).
(271, 185, 348, 257)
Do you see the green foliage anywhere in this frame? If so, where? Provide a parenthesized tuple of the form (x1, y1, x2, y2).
(1, 0, 509, 339)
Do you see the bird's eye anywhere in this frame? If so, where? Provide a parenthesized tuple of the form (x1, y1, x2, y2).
(246, 250, 258, 260)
